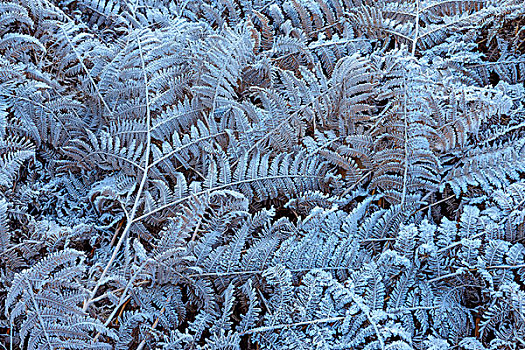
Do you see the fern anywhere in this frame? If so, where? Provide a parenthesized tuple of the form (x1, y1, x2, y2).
(6, 249, 117, 349)
(1, 0, 525, 349)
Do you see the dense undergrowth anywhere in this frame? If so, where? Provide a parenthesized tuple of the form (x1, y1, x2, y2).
(1, 0, 525, 349)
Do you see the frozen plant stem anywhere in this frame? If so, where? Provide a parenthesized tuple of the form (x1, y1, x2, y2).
(400, 78, 409, 207)
(83, 33, 152, 312)
(411, 0, 420, 56)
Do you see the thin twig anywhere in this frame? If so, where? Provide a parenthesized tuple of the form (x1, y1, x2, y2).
(132, 174, 324, 223)
(239, 316, 344, 335)
(415, 194, 456, 214)
(83, 32, 152, 312)
(26, 278, 53, 349)
(411, 0, 420, 56)
(400, 78, 409, 207)
(136, 296, 171, 350)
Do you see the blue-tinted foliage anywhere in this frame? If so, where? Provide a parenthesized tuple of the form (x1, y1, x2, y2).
(1, 0, 525, 349)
